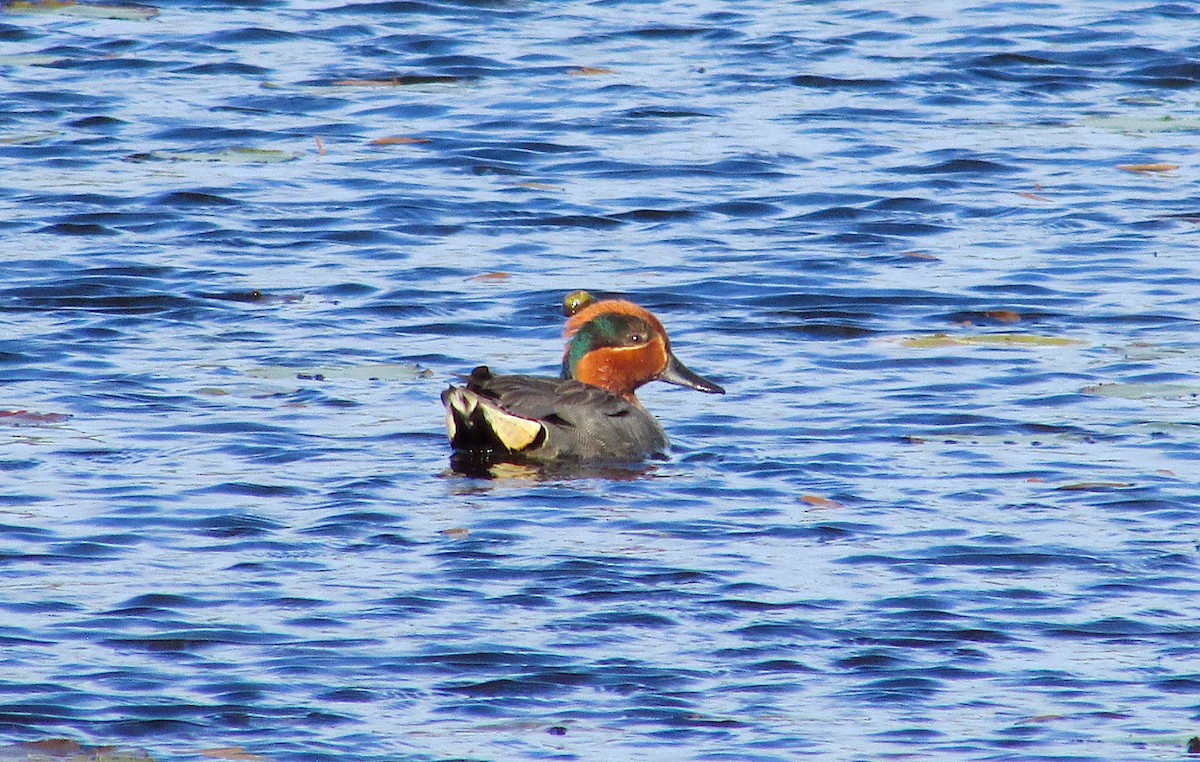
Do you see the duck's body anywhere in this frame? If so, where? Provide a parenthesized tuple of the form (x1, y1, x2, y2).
(443, 366, 669, 462)
(442, 295, 723, 464)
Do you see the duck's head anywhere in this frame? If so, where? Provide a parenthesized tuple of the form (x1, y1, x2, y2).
(561, 298, 725, 401)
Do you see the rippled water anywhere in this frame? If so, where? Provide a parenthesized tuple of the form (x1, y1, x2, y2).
(2, 0, 1200, 759)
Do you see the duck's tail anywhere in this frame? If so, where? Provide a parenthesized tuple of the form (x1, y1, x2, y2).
(442, 386, 545, 454)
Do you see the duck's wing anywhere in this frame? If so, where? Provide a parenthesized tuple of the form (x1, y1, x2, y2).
(480, 374, 634, 422)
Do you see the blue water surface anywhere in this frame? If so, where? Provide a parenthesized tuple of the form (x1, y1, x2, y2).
(2, 0, 1199, 760)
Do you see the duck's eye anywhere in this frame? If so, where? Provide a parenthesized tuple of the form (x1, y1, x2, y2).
(628, 333, 647, 344)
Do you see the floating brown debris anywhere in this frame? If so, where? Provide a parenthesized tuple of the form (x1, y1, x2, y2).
(1116, 163, 1178, 175)
(369, 136, 431, 146)
(799, 494, 842, 510)
(0, 409, 70, 425)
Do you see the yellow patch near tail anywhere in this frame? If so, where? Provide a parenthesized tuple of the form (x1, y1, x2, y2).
(478, 402, 542, 451)
(445, 387, 543, 452)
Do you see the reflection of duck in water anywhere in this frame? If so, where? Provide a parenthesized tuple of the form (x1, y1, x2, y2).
(442, 292, 724, 464)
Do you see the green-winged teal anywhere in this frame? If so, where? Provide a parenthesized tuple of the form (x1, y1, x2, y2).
(442, 294, 724, 463)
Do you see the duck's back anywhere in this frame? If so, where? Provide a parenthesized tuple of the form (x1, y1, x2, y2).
(444, 367, 669, 462)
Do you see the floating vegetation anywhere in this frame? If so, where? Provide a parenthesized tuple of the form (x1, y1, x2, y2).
(1079, 115, 1200, 133)
(899, 333, 1083, 349)
(1055, 481, 1133, 492)
(1115, 342, 1194, 362)
(1080, 382, 1200, 400)
(466, 271, 511, 283)
(243, 363, 434, 382)
(2, 0, 158, 20)
(330, 74, 466, 87)
(510, 181, 564, 192)
(0, 739, 152, 761)
(197, 748, 264, 761)
(125, 147, 297, 164)
(0, 53, 61, 66)
(260, 76, 472, 96)
(1116, 163, 1178, 175)
(0, 740, 274, 762)
(0, 130, 60, 145)
(902, 431, 1096, 448)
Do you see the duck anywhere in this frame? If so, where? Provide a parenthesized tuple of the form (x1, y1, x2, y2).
(442, 292, 725, 464)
